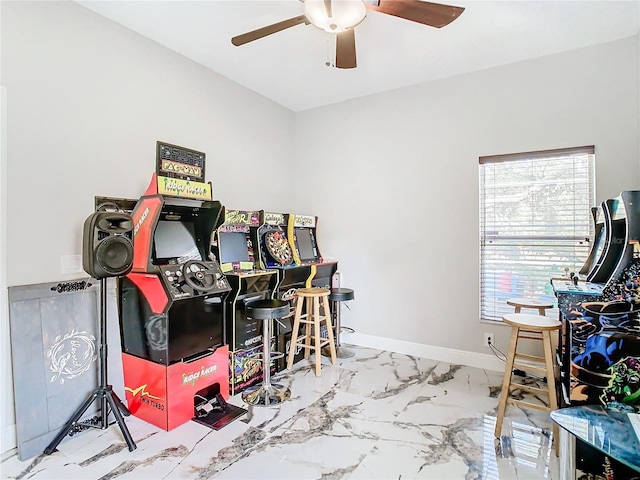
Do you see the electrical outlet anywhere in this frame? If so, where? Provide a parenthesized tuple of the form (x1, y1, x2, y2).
(484, 333, 494, 348)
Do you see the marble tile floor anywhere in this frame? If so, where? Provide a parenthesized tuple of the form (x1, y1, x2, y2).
(1, 346, 559, 480)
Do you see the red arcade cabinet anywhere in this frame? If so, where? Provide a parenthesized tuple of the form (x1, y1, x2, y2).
(118, 143, 237, 431)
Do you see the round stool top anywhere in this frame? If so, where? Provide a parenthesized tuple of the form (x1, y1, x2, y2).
(507, 298, 554, 309)
(503, 313, 561, 331)
(246, 299, 290, 320)
(330, 288, 355, 302)
(296, 287, 330, 298)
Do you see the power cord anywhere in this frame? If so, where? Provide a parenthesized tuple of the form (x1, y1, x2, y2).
(487, 337, 547, 383)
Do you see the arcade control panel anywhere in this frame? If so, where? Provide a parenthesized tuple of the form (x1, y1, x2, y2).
(551, 278, 604, 296)
(160, 261, 230, 299)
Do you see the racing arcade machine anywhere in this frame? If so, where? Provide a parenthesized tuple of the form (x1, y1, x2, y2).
(119, 143, 243, 431)
(211, 209, 279, 395)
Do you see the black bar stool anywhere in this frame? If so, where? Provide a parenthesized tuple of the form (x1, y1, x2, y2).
(322, 288, 355, 358)
(242, 299, 291, 406)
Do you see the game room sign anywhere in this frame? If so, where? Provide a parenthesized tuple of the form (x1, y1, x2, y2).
(157, 176, 211, 200)
(155, 141, 212, 201)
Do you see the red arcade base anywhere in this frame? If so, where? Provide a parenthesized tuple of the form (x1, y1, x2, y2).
(122, 346, 230, 431)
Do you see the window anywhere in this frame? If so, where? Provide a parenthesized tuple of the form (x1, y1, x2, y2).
(479, 146, 595, 321)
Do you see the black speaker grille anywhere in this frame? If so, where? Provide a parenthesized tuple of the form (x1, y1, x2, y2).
(83, 211, 134, 279)
(95, 237, 133, 275)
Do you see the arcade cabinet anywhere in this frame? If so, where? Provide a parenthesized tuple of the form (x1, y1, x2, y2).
(256, 212, 313, 370)
(586, 198, 626, 284)
(211, 209, 279, 395)
(118, 143, 240, 431)
(552, 191, 640, 480)
(577, 204, 606, 279)
(288, 213, 338, 288)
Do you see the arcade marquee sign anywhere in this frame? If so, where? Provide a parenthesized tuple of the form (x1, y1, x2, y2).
(155, 141, 212, 201)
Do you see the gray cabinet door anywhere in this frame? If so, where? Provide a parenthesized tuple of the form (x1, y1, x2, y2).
(8, 278, 125, 460)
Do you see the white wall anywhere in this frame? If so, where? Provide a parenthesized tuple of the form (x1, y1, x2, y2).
(295, 35, 640, 360)
(1, 85, 11, 454)
(0, 1, 296, 454)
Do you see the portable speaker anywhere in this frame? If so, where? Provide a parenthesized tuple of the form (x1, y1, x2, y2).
(82, 211, 134, 279)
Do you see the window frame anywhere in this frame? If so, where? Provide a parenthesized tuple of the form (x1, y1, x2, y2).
(479, 145, 596, 322)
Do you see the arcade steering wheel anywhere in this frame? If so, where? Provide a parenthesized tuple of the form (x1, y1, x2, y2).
(182, 260, 219, 293)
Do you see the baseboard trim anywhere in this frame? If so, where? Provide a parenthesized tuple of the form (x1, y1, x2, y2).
(1, 423, 17, 455)
(342, 332, 505, 372)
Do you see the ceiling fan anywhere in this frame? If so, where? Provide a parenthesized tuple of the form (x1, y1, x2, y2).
(231, 0, 465, 69)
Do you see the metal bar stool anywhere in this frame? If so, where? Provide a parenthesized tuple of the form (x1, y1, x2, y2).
(494, 312, 561, 452)
(242, 299, 291, 406)
(322, 288, 355, 358)
(287, 288, 336, 376)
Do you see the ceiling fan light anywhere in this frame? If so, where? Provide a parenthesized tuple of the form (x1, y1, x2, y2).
(304, 0, 367, 33)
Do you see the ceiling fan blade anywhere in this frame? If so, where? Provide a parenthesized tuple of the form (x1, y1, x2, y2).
(231, 15, 309, 46)
(324, 0, 333, 18)
(335, 29, 357, 69)
(366, 0, 464, 28)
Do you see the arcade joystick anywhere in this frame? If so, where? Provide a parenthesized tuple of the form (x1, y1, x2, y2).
(572, 275, 579, 286)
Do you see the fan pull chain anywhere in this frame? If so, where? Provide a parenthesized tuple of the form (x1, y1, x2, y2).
(325, 35, 336, 67)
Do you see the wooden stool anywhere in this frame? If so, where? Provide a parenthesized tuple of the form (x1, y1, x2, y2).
(494, 313, 561, 449)
(507, 297, 554, 316)
(286, 288, 336, 376)
(507, 298, 555, 341)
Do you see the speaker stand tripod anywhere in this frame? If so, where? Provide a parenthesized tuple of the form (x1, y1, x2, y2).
(44, 278, 137, 455)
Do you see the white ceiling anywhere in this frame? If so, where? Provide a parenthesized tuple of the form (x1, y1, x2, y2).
(77, 0, 640, 112)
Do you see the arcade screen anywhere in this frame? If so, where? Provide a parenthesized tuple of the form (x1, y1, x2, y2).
(219, 231, 250, 264)
(584, 224, 606, 274)
(590, 218, 626, 284)
(295, 228, 317, 261)
(154, 220, 202, 264)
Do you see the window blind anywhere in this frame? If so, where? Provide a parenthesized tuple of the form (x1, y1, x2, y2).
(479, 146, 595, 321)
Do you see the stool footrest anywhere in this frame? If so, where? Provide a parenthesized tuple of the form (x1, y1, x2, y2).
(512, 362, 547, 374)
(518, 334, 543, 341)
(248, 351, 285, 363)
(294, 338, 331, 349)
(507, 397, 550, 412)
(509, 382, 549, 396)
(515, 352, 546, 363)
(298, 316, 329, 324)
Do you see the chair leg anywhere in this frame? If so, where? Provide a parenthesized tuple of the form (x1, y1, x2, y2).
(543, 330, 560, 456)
(495, 327, 520, 438)
(304, 297, 312, 360)
(322, 295, 337, 364)
(313, 297, 322, 376)
(287, 298, 304, 369)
